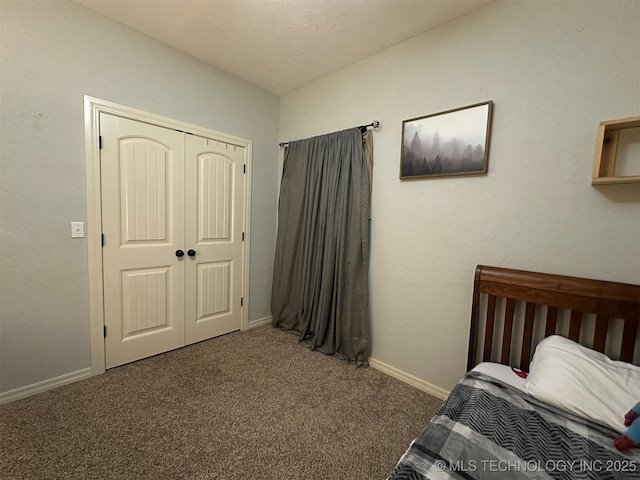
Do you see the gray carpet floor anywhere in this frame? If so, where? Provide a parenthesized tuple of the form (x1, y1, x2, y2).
(0, 325, 443, 479)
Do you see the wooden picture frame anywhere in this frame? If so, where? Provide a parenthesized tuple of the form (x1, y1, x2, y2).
(400, 101, 493, 180)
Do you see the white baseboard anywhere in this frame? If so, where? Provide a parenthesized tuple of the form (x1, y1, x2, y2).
(369, 358, 450, 401)
(0, 368, 93, 404)
(247, 315, 272, 329)
(1, 319, 273, 404)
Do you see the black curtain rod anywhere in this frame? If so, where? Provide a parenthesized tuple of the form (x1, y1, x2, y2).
(278, 120, 380, 148)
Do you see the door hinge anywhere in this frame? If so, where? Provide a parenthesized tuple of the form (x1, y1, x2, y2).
(99, 136, 103, 150)
(242, 232, 245, 242)
(103, 325, 107, 337)
(240, 297, 244, 307)
(101, 234, 105, 246)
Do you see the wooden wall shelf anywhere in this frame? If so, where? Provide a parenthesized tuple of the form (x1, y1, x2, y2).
(592, 116, 640, 185)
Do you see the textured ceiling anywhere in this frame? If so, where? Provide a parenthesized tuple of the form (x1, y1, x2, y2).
(74, 0, 492, 95)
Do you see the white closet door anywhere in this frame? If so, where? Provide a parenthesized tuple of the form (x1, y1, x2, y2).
(101, 113, 186, 368)
(184, 135, 245, 344)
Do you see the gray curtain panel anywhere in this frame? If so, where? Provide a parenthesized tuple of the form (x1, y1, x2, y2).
(271, 128, 372, 365)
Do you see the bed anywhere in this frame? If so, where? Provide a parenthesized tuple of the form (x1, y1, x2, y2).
(388, 265, 640, 480)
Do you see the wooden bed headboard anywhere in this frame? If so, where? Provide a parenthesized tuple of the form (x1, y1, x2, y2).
(467, 265, 640, 372)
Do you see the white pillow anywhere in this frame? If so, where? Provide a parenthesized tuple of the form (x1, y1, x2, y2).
(472, 362, 527, 390)
(523, 335, 640, 433)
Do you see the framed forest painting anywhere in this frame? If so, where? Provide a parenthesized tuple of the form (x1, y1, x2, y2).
(400, 101, 493, 180)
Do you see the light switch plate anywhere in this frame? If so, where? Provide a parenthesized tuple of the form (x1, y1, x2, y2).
(71, 222, 85, 238)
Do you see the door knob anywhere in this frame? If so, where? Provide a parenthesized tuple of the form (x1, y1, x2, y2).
(187, 249, 196, 257)
(175, 249, 185, 257)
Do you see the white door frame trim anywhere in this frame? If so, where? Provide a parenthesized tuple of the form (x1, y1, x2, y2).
(84, 95, 252, 375)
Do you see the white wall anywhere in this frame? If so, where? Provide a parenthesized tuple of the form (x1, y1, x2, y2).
(0, 0, 279, 393)
(279, 0, 640, 391)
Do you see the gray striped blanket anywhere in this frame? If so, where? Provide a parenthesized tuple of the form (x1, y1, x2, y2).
(388, 372, 640, 480)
